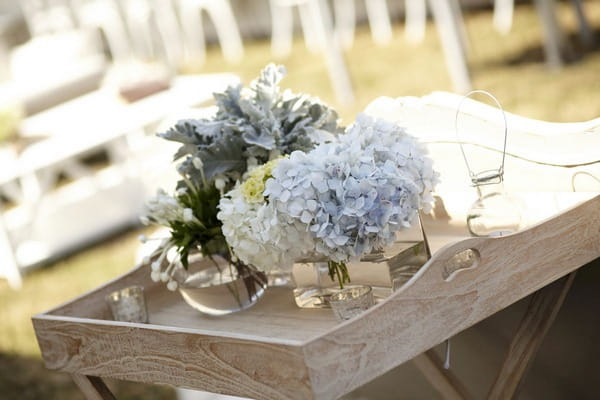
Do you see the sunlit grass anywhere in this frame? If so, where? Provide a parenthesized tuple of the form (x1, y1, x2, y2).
(0, 230, 139, 357)
(196, 1, 600, 123)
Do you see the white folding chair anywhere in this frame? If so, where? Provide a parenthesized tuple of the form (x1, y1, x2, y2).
(0, 159, 22, 289)
(334, 0, 393, 49)
(270, 0, 322, 56)
(272, 0, 392, 53)
(114, 0, 156, 60)
(493, 0, 595, 68)
(269, 0, 355, 105)
(405, 0, 427, 44)
(402, 0, 471, 93)
(177, 0, 244, 65)
(70, 0, 134, 62)
(149, 0, 185, 70)
(20, 0, 77, 36)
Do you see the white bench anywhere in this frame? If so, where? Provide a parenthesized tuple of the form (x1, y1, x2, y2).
(0, 73, 240, 288)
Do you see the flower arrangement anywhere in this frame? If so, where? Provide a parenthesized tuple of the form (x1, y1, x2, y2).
(218, 113, 439, 288)
(141, 64, 342, 290)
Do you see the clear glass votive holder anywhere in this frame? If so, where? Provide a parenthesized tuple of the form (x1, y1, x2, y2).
(106, 285, 148, 323)
(329, 285, 374, 321)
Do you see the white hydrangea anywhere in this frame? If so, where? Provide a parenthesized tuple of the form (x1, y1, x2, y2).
(218, 185, 314, 273)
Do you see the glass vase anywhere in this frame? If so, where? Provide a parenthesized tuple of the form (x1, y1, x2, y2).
(467, 181, 522, 237)
(265, 265, 296, 288)
(173, 254, 267, 316)
(291, 217, 429, 308)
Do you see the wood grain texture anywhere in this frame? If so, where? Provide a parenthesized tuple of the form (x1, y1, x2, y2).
(302, 196, 600, 399)
(70, 374, 116, 400)
(32, 195, 600, 400)
(34, 318, 313, 400)
(487, 272, 576, 400)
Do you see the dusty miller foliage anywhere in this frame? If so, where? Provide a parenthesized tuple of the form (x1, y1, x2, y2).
(158, 64, 342, 190)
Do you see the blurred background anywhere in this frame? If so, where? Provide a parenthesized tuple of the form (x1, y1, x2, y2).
(0, 0, 598, 399)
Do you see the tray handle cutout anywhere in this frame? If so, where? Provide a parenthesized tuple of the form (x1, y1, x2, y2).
(442, 248, 480, 281)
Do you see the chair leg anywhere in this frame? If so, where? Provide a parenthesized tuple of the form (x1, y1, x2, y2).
(427, 0, 471, 93)
(493, 0, 514, 35)
(121, 0, 156, 59)
(405, 0, 427, 44)
(75, 0, 133, 63)
(151, 0, 185, 71)
(448, 0, 469, 58)
(365, 0, 393, 46)
(206, 0, 244, 63)
(533, 0, 568, 69)
(334, 0, 356, 50)
(270, 0, 295, 57)
(0, 214, 21, 289)
(309, 0, 355, 105)
(179, 0, 206, 66)
(298, 1, 323, 53)
(571, 0, 595, 48)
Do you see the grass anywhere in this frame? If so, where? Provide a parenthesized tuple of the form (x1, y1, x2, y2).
(196, 1, 600, 124)
(1, 2, 599, 399)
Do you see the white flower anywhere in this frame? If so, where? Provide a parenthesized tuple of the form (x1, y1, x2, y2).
(218, 185, 314, 273)
(215, 177, 226, 192)
(183, 208, 195, 223)
(141, 189, 187, 226)
(192, 157, 203, 170)
(151, 270, 161, 282)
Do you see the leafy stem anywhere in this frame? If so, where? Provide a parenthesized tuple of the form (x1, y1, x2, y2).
(327, 260, 351, 289)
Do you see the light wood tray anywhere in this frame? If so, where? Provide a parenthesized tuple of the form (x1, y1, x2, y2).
(32, 193, 600, 400)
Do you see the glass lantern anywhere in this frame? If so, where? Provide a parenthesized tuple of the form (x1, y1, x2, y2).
(456, 91, 522, 237)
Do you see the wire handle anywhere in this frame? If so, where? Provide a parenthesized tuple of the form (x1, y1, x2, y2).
(455, 90, 508, 186)
(571, 171, 600, 192)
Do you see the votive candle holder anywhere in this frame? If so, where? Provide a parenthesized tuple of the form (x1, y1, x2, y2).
(329, 285, 374, 321)
(106, 285, 148, 323)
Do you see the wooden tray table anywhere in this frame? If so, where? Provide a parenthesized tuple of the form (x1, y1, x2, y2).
(33, 92, 600, 399)
(32, 193, 600, 400)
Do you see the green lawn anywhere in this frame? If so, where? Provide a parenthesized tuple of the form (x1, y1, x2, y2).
(1, 2, 599, 399)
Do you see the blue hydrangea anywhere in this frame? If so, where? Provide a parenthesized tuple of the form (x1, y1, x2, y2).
(264, 113, 439, 263)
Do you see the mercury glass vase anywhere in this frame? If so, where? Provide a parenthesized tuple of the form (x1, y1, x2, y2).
(329, 285, 375, 321)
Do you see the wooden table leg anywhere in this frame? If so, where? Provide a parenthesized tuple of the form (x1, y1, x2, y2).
(71, 374, 116, 400)
(487, 272, 577, 399)
(413, 350, 473, 400)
